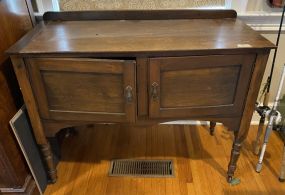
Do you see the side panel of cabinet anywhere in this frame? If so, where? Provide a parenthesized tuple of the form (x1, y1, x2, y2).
(26, 58, 136, 123)
(148, 54, 256, 119)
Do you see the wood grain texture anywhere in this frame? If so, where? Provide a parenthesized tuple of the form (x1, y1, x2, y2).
(6, 21, 45, 55)
(26, 58, 136, 123)
(44, 124, 285, 195)
(236, 53, 270, 141)
(0, 0, 33, 64)
(0, 60, 28, 188)
(8, 16, 275, 55)
(227, 52, 270, 181)
(11, 56, 57, 183)
(149, 54, 255, 119)
(11, 56, 47, 144)
(8, 10, 274, 184)
(160, 66, 239, 107)
(0, 0, 37, 191)
(137, 58, 148, 118)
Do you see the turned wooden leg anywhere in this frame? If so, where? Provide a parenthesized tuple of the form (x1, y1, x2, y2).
(48, 136, 61, 160)
(39, 143, 57, 183)
(227, 133, 242, 183)
(225, 52, 269, 183)
(209, 121, 216, 136)
(11, 57, 58, 183)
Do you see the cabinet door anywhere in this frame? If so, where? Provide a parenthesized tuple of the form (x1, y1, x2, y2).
(26, 58, 136, 122)
(149, 54, 256, 119)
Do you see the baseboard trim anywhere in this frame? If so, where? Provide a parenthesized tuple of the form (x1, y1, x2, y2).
(163, 120, 260, 125)
(238, 13, 285, 32)
(163, 102, 274, 126)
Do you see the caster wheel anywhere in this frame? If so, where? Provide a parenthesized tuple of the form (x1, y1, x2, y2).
(279, 178, 285, 182)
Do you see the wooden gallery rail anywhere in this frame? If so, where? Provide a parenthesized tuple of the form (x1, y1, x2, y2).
(7, 9, 275, 183)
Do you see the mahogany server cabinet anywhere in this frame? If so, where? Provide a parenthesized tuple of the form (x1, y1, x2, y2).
(7, 10, 275, 183)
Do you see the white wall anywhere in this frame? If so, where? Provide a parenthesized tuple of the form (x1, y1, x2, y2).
(251, 32, 285, 124)
(261, 33, 285, 103)
(229, 0, 283, 13)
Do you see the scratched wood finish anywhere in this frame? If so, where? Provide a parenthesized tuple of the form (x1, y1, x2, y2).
(44, 124, 285, 195)
(7, 18, 274, 56)
(7, 10, 274, 183)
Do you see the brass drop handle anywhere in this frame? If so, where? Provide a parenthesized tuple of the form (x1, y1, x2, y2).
(151, 82, 159, 101)
(125, 85, 133, 103)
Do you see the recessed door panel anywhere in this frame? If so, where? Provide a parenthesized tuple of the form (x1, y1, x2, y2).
(26, 58, 136, 122)
(149, 55, 256, 119)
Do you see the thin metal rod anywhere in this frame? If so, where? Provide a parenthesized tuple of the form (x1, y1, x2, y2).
(273, 64, 285, 110)
(267, 4, 285, 92)
(256, 115, 275, 172)
(256, 65, 285, 172)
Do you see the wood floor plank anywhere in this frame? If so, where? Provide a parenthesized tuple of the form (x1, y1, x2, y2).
(163, 125, 181, 195)
(197, 125, 228, 195)
(150, 125, 166, 195)
(85, 125, 116, 195)
(44, 125, 285, 195)
(188, 125, 213, 195)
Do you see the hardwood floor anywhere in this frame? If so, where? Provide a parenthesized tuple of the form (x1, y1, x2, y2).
(44, 124, 285, 195)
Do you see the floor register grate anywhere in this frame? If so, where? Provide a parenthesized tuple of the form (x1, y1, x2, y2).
(109, 159, 174, 177)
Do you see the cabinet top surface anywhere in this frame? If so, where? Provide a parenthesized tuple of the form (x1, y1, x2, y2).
(10, 18, 275, 55)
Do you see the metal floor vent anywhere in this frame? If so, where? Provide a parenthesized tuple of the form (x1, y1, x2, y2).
(109, 159, 174, 177)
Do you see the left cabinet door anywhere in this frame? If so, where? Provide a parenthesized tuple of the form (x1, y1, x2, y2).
(26, 58, 136, 123)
